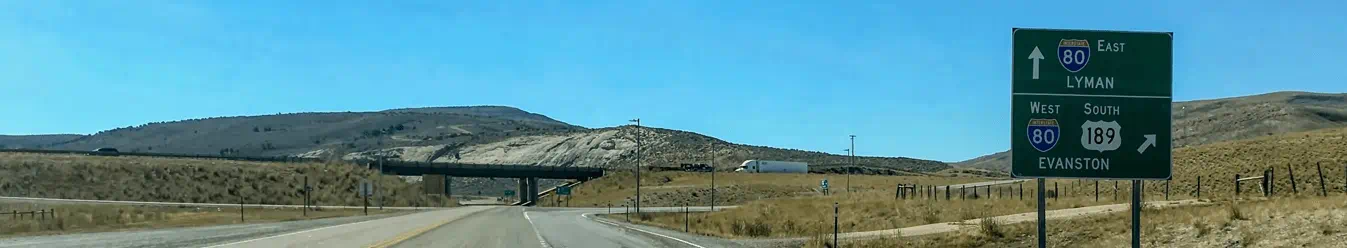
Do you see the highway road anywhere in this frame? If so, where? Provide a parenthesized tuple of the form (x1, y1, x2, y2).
(393, 206, 741, 248)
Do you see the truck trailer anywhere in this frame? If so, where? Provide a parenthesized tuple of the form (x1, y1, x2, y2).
(734, 160, 808, 173)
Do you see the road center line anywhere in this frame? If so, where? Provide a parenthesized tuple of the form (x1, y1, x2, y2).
(582, 213, 707, 248)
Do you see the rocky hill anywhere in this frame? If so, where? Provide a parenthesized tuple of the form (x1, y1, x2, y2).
(955, 91, 1347, 172)
(344, 126, 951, 173)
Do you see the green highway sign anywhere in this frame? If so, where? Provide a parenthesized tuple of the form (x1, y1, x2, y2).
(1011, 28, 1173, 180)
(557, 186, 571, 196)
(505, 190, 516, 197)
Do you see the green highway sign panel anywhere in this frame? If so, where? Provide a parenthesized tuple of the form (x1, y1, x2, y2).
(505, 190, 516, 197)
(1011, 28, 1173, 180)
(557, 186, 571, 196)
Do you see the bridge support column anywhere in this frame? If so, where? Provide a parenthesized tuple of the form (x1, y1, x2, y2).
(517, 178, 528, 205)
(527, 177, 539, 206)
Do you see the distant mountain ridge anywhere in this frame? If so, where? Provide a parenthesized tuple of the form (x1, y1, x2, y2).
(955, 91, 1347, 172)
(44, 106, 583, 157)
(4, 105, 950, 173)
(0, 134, 84, 149)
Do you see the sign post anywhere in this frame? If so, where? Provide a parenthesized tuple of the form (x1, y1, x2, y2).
(821, 179, 830, 195)
(360, 180, 372, 215)
(1012, 28, 1172, 248)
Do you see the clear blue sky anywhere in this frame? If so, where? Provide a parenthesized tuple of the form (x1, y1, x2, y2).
(2, 1, 1344, 162)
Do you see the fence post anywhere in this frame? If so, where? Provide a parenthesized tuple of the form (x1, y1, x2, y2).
(1235, 174, 1241, 196)
(1260, 167, 1271, 196)
(1165, 180, 1170, 200)
(946, 185, 951, 201)
(1095, 181, 1100, 202)
(1114, 181, 1119, 201)
(833, 202, 839, 248)
(961, 186, 966, 200)
(684, 204, 689, 232)
(986, 185, 991, 200)
(932, 186, 937, 201)
(1054, 182, 1059, 201)
(1263, 170, 1270, 197)
(1196, 176, 1201, 198)
(1288, 164, 1298, 195)
(1019, 182, 1024, 200)
(1318, 162, 1328, 197)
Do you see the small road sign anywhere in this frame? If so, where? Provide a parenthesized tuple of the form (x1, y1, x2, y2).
(359, 180, 373, 197)
(1011, 28, 1173, 180)
(504, 190, 516, 197)
(821, 179, 829, 190)
(557, 186, 572, 196)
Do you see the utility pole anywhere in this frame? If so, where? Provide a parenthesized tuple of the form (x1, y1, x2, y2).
(710, 140, 716, 211)
(630, 118, 642, 214)
(378, 157, 384, 210)
(849, 135, 855, 194)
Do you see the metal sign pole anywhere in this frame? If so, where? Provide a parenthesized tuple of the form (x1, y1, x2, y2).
(1037, 178, 1046, 248)
(1131, 180, 1141, 248)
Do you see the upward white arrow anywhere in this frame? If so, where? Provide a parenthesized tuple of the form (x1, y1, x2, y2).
(1028, 47, 1045, 80)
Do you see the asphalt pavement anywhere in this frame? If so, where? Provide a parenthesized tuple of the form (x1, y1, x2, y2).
(206, 206, 493, 248)
(391, 206, 741, 248)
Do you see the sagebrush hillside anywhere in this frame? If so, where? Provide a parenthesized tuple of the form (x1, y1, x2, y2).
(47, 106, 584, 157)
(0, 134, 83, 149)
(956, 91, 1347, 172)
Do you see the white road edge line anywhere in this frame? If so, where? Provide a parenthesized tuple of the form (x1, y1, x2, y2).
(200, 217, 386, 248)
(582, 213, 707, 248)
(521, 208, 553, 248)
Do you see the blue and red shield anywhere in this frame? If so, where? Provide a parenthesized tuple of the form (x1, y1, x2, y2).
(1057, 39, 1090, 73)
(1026, 119, 1060, 152)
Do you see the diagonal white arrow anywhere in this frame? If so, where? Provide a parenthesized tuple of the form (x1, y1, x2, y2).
(1137, 134, 1157, 154)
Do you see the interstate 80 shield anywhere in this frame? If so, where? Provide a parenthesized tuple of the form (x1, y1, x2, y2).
(1058, 39, 1091, 73)
(1026, 119, 1060, 152)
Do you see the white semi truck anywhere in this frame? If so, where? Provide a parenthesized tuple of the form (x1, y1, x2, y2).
(735, 160, 808, 173)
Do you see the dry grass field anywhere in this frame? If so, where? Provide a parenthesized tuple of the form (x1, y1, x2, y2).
(0, 201, 406, 238)
(835, 196, 1347, 248)
(558, 170, 992, 208)
(0, 152, 456, 207)
(605, 181, 1157, 239)
(600, 127, 1347, 243)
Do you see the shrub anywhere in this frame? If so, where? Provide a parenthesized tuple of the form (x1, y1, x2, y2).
(730, 218, 773, 237)
(979, 217, 1004, 239)
(1228, 204, 1248, 221)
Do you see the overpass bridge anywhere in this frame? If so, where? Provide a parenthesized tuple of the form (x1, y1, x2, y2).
(356, 159, 605, 206)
